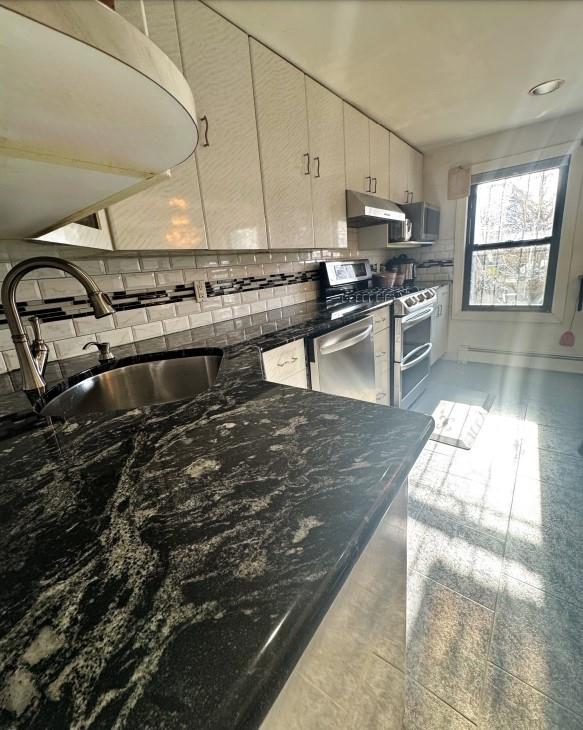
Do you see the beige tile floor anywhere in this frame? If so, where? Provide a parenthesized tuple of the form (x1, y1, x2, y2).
(406, 362, 583, 729)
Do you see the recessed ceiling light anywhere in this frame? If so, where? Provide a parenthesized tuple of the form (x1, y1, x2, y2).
(528, 79, 565, 96)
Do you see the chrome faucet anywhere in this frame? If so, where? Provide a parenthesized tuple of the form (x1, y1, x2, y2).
(0, 256, 114, 397)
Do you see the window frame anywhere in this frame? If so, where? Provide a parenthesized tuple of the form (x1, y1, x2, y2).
(462, 155, 570, 313)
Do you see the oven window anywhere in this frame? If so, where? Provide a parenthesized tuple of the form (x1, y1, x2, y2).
(402, 315, 431, 357)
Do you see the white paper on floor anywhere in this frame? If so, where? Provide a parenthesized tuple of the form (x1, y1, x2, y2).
(411, 385, 495, 449)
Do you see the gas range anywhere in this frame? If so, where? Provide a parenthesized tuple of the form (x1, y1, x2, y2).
(320, 259, 435, 315)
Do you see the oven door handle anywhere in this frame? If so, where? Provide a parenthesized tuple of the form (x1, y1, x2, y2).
(401, 343, 432, 371)
(319, 325, 373, 355)
(402, 306, 434, 326)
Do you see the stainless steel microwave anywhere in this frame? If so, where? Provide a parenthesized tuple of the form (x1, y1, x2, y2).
(400, 202, 440, 242)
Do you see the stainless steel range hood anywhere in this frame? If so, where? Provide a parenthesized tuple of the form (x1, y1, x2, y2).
(346, 190, 406, 228)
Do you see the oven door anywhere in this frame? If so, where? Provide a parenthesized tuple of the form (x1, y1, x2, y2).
(393, 306, 433, 408)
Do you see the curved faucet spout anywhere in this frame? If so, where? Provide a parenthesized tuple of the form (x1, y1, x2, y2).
(0, 256, 115, 397)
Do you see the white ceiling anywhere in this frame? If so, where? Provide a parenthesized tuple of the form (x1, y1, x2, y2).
(207, 0, 583, 151)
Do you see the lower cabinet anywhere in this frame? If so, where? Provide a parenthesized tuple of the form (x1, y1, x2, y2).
(262, 339, 308, 389)
(373, 305, 391, 405)
(430, 284, 450, 364)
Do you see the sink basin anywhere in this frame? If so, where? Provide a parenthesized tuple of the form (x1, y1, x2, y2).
(41, 351, 222, 417)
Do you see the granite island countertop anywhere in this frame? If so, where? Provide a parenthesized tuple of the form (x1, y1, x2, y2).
(0, 299, 434, 729)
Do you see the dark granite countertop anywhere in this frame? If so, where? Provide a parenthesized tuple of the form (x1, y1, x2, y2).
(0, 298, 433, 729)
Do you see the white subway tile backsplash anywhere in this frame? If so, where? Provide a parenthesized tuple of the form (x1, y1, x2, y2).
(188, 311, 213, 328)
(170, 255, 196, 269)
(0, 262, 11, 280)
(113, 309, 148, 328)
(3, 349, 21, 371)
(70, 259, 106, 275)
(231, 304, 251, 318)
(241, 290, 259, 304)
(182, 268, 208, 282)
(175, 300, 202, 316)
(259, 287, 274, 300)
(93, 275, 125, 293)
(54, 334, 96, 360)
(211, 307, 233, 323)
(249, 300, 267, 314)
(208, 267, 232, 281)
(237, 254, 256, 265)
(245, 264, 264, 277)
(0, 352, 7, 375)
(266, 297, 282, 310)
(162, 316, 190, 334)
(123, 272, 156, 290)
(147, 303, 176, 322)
(96, 327, 133, 347)
(222, 293, 242, 306)
(39, 278, 82, 299)
(263, 264, 279, 276)
(73, 314, 115, 336)
(200, 300, 223, 312)
(140, 256, 171, 271)
(254, 253, 272, 264)
(132, 321, 164, 340)
(105, 257, 141, 274)
(155, 270, 184, 286)
(0, 328, 15, 350)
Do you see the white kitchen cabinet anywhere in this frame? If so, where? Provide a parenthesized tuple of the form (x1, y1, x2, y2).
(430, 285, 450, 364)
(175, 2, 267, 250)
(306, 78, 347, 250)
(262, 340, 308, 388)
(109, 0, 207, 250)
(369, 121, 390, 199)
(389, 133, 424, 204)
(373, 305, 391, 405)
(250, 40, 313, 249)
(389, 133, 410, 204)
(344, 104, 371, 194)
(408, 147, 424, 203)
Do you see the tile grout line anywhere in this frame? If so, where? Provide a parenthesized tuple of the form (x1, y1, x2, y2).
(404, 673, 478, 727)
(487, 661, 583, 721)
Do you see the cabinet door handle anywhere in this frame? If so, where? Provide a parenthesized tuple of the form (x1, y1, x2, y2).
(371, 177, 377, 193)
(200, 115, 210, 147)
(303, 153, 310, 175)
(314, 156, 320, 178)
(365, 176, 372, 192)
(277, 355, 299, 367)
(408, 191, 414, 203)
(404, 189, 409, 202)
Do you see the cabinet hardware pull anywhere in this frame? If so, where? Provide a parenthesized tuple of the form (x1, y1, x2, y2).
(408, 191, 414, 203)
(404, 189, 409, 202)
(365, 176, 372, 192)
(277, 355, 299, 367)
(303, 153, 310, 175)
(371, 177, 377, 193)
(314, 156, 320, 178)
(200, 115, 210, 147)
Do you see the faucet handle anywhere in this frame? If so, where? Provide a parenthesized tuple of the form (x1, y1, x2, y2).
(83, 341, 115, 363)
(28, 315, 44, 343)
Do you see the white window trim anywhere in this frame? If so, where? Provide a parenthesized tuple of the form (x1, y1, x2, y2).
(452, 140, 583, 323)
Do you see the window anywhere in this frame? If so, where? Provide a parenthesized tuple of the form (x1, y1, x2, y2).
(462, 156, 569, 311)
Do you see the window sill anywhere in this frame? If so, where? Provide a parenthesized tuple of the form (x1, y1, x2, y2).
(452, 308, 561, 324)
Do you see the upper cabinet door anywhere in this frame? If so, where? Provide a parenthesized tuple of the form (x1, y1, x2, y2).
(408, 147, 424, 203)
(344, 104, 370, 194)
(369, 121, 390, 199)
(175, 2, 267, 250)
(251, 40, 313, 249)
(389, 133, 410, 204)
(109, 0, 207, 250)
(306, 79, 347, 250)
(108, 160, 207, 249)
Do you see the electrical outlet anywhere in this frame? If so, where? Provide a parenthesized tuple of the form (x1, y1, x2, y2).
(194, 280, 207, 302)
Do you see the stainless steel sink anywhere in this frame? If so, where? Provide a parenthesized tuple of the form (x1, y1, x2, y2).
(41, 352, 222, 417)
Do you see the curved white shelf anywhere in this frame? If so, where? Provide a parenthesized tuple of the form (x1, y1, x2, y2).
(0, 0, 198, 239)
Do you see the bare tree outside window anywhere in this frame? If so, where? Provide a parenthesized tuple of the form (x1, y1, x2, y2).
(463, 157, 568, 311)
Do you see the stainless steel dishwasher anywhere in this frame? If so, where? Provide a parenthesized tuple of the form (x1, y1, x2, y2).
(308, 316, 375, 402)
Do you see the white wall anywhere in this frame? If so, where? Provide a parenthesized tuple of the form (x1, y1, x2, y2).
(424, 111, 583, 373)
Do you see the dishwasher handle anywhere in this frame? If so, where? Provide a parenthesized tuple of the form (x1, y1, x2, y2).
(319, 325, 373, 356)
